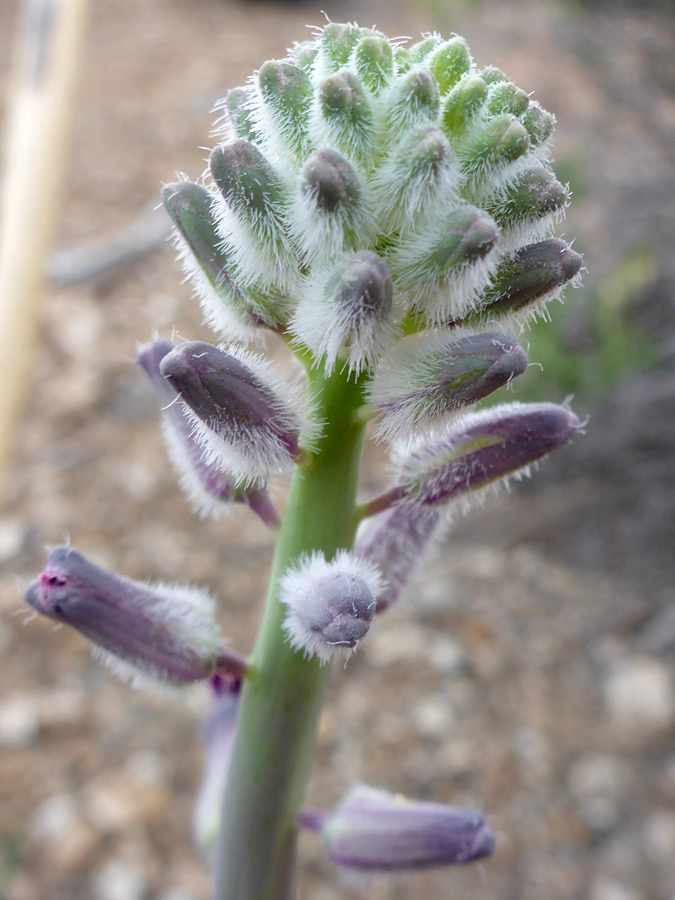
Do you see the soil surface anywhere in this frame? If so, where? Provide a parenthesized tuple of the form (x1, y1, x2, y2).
(1, 1, 673, 899)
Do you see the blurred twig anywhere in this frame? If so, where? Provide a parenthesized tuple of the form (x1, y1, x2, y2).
(0, 0, 90, 502)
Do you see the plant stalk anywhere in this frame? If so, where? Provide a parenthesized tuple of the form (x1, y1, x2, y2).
(212, 364, 368, 900)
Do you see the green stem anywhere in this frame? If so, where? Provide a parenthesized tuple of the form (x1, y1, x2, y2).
(213, 365, 368, 900)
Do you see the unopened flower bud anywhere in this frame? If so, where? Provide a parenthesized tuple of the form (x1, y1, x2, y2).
(319, 22, 364, 74)
(292, 40, 318, 70)
(480, 65, 507, 85)
(258, 60, 312, 161)
(291, 251, 394, 375)
(389, 402, 579, 515)
(356, 505, 440, 612)
(372, 126, 456, 233)
(209, 141, 294, 289)
(25, 547, 246, 688)
(457, 114, 531, 183)
(353, 34, 394, 94)
(466, 238, 583, 326)
(161, 181, 287, 339)
(315, 70, 376, 167)
(369, 330, 528, 442)
(218, 87, 258, 142)
(483, 165, 569, 236)
(159, 341, 309, 484)
(391, 205, 499, 323)
(280, 551, 384, 663)
(520, 103, 555, 148)
(385, 67, 440, 141)
(394, 45, 413, 74)
(291, 148, 372, 263)
(441, 74, 488, 137)
(138, 340, 279, 527)
(298, 785, 495, 870)
(429, 37, 471, 93)
(409, 35, 443, 63)
(193, 684, 240, 854)
(486, 81, 530, 117)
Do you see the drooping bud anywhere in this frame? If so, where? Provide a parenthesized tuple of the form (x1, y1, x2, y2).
(25, 547, 246, 688)
(318, 22, 364, 75)
(193, 684, 240, 854)
(520, 102, 555, 148)
(279, 551, 384, 663)
(384, 67, 440, 142)
(441, 75, 488, 137)
(216, 87, 258, 142)
(355, 505, 441, 613)
(291, 251, 395, 375)
(486, 81, 530, 117)
(479, 65, 507, 86)
(353, 34, 394, 94)
(159, 341, 311, 484)
(137, 340, 279, 528)
(297, 785, 495, 870)
(161, 181, 288, 339)
(482, 165, 569, 239)
(257, 60, 313, 162)
(408, 34, 443, 63)
(429, 37, 471, 94)
(390, 205, 500, 323)
(457, 114, 531, 183)
(209, 141, 295, 290)
(290, 148, 373, 263)
(368, 330, 528, 442)
(314, 70, 376, 168)
(463, 238, 583, 327)
(374, 402, 579, 517)
(371, 126, 457, 234)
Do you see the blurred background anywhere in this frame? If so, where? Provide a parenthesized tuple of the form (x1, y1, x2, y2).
(0, 0, 673, 898)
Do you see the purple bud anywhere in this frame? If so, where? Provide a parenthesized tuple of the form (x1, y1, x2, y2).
(194, 684, 240, 853)
(138, 340, 279, 527)
(355, 505, 440, 613)
(280, 551, 385, 663)
(369, 330, 528, 442)
(159, 341, 306, 484)
(401, 402, 579, 510)
(298, 785, 495, 870)
(25, 546, 246, 687)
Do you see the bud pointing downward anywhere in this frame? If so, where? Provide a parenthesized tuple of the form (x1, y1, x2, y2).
(159, 341, 309, 484)
(280, 551, 385, 663)
(25, 547, 246, 688)
(298, 785, 495, 870)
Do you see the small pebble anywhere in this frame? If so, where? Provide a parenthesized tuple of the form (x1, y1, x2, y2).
(603, 656, 675, 736)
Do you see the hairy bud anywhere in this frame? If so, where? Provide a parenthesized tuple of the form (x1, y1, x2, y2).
(25, 547, 246, 688)
(159, 341, 310, 484)
(457, 114, 531, 184)
(521, 103, 555, 148)
(385, 67, 440, 141)
(369, 330, 528, 442)
(315, 70, 376, 167)
(291, 251, 395, 375)
(429, 37, 471, 93)
(280, 551, 385, 663)
(217, 87, 258, 142)
(257, 60, 312, 162)
(441, 75, 489, 137)
(486, 81, 530, 117)
(353, 34, 394, 93)
(483, 166, 569, 240)
(298, 785, 495, 870)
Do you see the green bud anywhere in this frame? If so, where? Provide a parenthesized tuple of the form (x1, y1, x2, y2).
(484, 165, 568, 230)
(258, 61, 312, 159)
(321, 22, 363, 72)
(300, 148, 361, 213)
(521, 104, 555, 147)
(394, 46, 414, 74)
(427, 206, 499, 272)
(210, 141, 285, 225)
(318, 71, 375, 164)
(429, 37, 471, 93)
(441, 75, 488, 137)
(221, 87, 258, 142)
(409, 35, 443, 62)
(486, 82, 530, 117)
(292, 40, 318, 70)
(386, 67, 440, 138)
(457, 114, 530, 179)
(354, 34, 394, 93)
(480, 65, 507, 85)
(468, 238, 583, 323)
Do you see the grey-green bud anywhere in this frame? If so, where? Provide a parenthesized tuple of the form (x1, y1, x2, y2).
(427, 206, 499, 272)
(479, 65, 507, 85)
(521, 104, 555, 147)
(441, 75, 488, 137)
(221, 87, 258, 142)
(321, 22, 363, 72)
(484, 165, 569, 231)
(258, 61, 312, 159)
(210, 140, 285, 224)
(387, 67, 440, 137)
(354, 34, 394, 93)
(300, 148, 361, 214)
(318, 70, 375, 164)
(457, 114, 530, 179)
(429, 37, 471, 94)
(486, 81, 530, 117)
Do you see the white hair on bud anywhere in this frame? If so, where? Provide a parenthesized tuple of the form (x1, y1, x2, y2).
(290, 256, 398, 376)
(381, 66, 441, 145)
(369, 128, 460, 235)
(367, 327, 500, 443)
(307, 79, 377, 172)
(280, 550, 386, 663)
(182, 344, 321, 486)
(388, 225, 501, 324)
